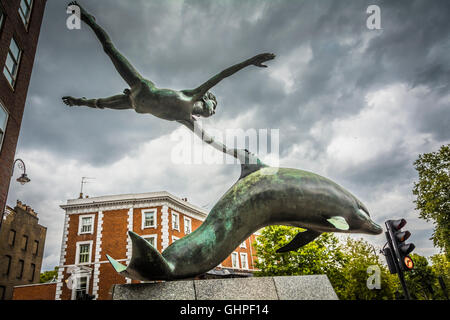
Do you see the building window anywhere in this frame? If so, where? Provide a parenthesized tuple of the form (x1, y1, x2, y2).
(0, 102, 8, 152)
(184, 217, 192, 235)
(240, 240, 247, 248)
(231, 252, 239, 268)
(76, 241, 93, 264)
(21, 235, 28, 251)
(172, 212, 179, 231)
(8, 229, 16, 246)
(3, 37, 22, 88)
(172, 236, 179, 244)
(18, 0, 33, 27)
(4, 255, 11, 276)
(74, 276, 88, 300)
(78, 214, 95, 235)
(17, 260, 24, 279)
(33, 240, 39, 255)
(29, 263, 35, 282)
(0, 5, 5, 31)
(142, 235, 157, 248)
(240, 253, 248, 269)
(142, 209, 156, 229)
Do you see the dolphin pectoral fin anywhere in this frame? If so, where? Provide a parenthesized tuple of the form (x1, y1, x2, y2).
(106, 254, 127, 273)
(276, 230, 322, 253)
(327, 216, 350, 230)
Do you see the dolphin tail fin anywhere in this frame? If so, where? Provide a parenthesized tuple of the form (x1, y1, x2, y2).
(106, 231, 174, 281)
(276, 230, 322, 253)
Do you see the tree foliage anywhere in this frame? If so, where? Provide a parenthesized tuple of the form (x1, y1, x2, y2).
(253, 226, 450, 299)
(40, 267, 58, 283)
(413, 144, 450, 259)
(253, 226, 397, 299)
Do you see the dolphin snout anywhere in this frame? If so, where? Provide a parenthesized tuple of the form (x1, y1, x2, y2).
(366, 220, 383, 235)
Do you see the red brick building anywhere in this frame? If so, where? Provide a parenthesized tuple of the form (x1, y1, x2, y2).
(15, 191, 259, 300)
(0, 0, 47, 219)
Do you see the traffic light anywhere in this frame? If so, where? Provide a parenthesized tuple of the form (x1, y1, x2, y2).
(385, 219, 415, 272)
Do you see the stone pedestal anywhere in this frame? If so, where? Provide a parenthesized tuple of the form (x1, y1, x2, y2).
(112, 275, 339, 300)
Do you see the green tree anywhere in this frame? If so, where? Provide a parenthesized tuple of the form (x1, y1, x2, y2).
(334, 237, 398, 300)
(253, 226, 345, 277)
(40, 267, 58, 283)
(430, 253, 449, 299)
(253, 226, 398, 299)
(403, 254, 438, 300)
(412, 144, 450, 259)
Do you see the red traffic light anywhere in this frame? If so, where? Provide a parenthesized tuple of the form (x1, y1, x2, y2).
(404, 256, 414, 270)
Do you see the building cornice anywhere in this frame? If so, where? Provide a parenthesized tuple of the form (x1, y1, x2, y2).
(60, 191, 208, 220)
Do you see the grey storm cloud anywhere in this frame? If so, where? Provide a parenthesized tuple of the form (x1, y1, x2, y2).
(8, 0, 450, 270)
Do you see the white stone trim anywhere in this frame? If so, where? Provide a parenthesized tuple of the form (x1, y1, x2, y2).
(161, 205, 169, 250)
(60, 191, 207, 221)
(171, 235, 180, 244)
(55, 212, 70, 300)
(77, 214, 95, 235)
(126, 207, 134, 284)
(240, 240, 247, 248)
(92, 211, 103, 299)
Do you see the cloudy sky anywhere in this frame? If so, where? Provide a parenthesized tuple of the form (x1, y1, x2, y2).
(7, 0, 449, 271)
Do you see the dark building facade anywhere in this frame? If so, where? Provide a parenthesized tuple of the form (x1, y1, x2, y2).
(0, 0, 47, 218)
(0, 201, 46, 300)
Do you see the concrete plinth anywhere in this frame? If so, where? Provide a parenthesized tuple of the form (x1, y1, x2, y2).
(112, 275, 339, 300)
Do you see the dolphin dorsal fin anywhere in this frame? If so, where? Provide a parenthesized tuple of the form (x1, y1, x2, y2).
(238, 149, 268, 180)
(276, 230, 322, 253)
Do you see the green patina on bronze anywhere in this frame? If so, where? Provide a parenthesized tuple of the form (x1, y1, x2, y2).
(64, 2, 383, 282)
(107, 163, 383, 281)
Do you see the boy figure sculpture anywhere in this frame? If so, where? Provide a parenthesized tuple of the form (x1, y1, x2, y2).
(63, 2, 275, 126)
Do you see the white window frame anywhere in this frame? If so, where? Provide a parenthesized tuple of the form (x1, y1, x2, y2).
(0, 5, 5, 31)
(171, 211, 180, 231)
(171, 236, 179, 244)
(142, 234, 157, 249)
(184, 217, 192, 235)
(78, 214, 95, 235)
(240, 240, 247, 248)
(75, 240, 93, 265)
(70, 274, 90, 300)
(18, 0, 33, 28)
(3, 37, 22, 88)
(240, 252, 248, 269)
(141, 209, 157, 229)
(0, 102, 7, 152)
(231, 252, 239, 269)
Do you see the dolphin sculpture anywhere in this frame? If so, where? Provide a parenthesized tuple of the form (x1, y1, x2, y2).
(107, 153, 383, 281)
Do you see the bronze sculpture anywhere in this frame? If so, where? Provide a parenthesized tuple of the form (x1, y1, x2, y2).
(63, 1, 275, 162)
(63, 2, 383, 282)
(107, 163, 383, 281)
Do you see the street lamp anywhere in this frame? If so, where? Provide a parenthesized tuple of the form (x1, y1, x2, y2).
(0, 158, 31, 230)
(13, 159, 31, 185)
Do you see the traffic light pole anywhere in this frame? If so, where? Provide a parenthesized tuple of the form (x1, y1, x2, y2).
(385, 222, 411, 300)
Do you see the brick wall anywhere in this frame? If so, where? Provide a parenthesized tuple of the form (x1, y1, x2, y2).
(0, 0, 47, 215)
(13, 283, 56, 300)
